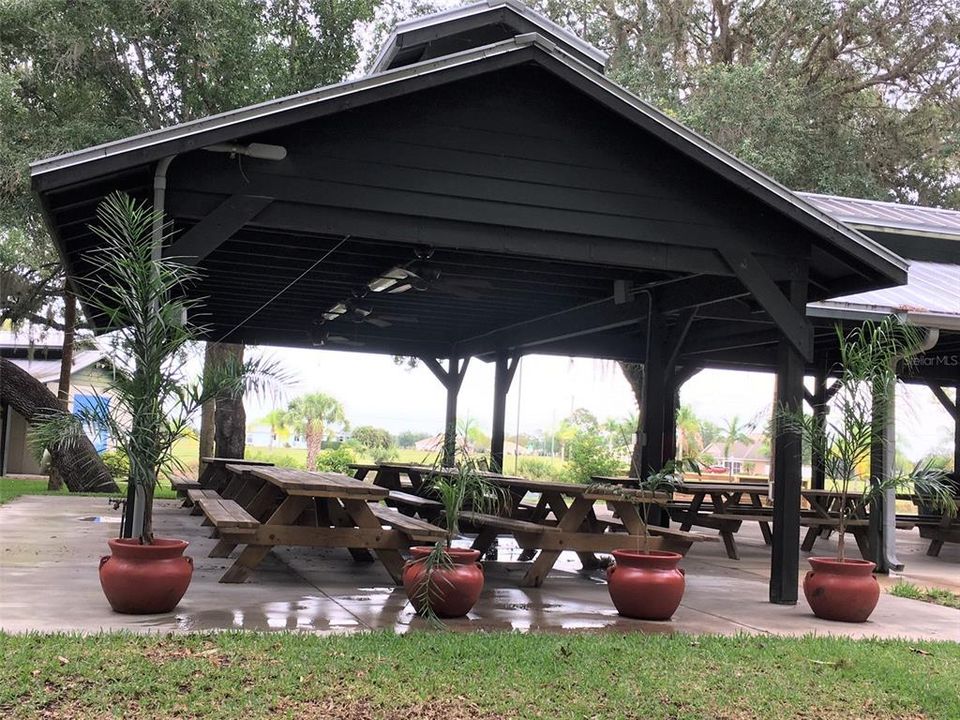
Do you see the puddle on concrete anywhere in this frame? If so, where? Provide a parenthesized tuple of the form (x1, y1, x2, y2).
(77, 516, 121, 524)
(166, 596, 367, 633)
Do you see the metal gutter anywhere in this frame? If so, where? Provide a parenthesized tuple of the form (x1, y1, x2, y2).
(807, 302, 960, 332)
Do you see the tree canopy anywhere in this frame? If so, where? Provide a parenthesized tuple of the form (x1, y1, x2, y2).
(536, 0, 959, 206)
(0, 0, 377, 326)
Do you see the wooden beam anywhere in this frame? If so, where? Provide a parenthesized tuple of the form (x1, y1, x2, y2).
(664, 308, 697, 371)
(458, 278, 750, 358)
(420, 357, 452, 387)
(166, 194, 273, 265)
(167, 192, 801, 279)
(925, 380, 958, 420)
(455, 295, 646, 357)
(721, 249, 813, 361)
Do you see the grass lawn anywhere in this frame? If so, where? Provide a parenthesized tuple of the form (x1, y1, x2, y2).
(0, 477, 176, 506)
(890, 581, 960, 610)
(172, 436, 568, 480)
(0, 632, 957, 719)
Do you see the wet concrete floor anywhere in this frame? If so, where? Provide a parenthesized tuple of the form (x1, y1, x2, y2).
(1, 494, 957, 639)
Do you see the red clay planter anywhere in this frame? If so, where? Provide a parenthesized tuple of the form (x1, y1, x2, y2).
(99, 538, 193, 614)
(607, 549, 685, 620)
(403, 546, 484, 618)
(803, 557, 880, 622)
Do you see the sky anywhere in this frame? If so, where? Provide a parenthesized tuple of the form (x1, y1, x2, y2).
(242, 346, 956, 461)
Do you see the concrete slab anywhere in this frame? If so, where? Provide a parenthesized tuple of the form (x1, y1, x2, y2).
(1, 495, 957, 639)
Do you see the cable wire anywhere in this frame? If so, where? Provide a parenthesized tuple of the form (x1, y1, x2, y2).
(214, 235, 350, 343)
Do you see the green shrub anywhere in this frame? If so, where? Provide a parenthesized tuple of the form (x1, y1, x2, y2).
(314, 447, 356, 473)
(517, 457, 560, 481)
(246, 448, 306, 470)
(562, 432, 623, 484)
(100, 449, 130, 478)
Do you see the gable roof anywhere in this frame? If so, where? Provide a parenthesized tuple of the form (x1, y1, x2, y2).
(30, 10, 906, 295)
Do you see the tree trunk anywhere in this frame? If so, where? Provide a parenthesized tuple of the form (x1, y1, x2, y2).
(48, 288, 77, 491)
(212, 343, 246, 460)
(198, 342, 216, 473)
(305, 422, 323, 470)
(619, 361, 644, 476)
(0, 357, 117, 492)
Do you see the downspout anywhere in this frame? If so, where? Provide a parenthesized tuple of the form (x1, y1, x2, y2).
(125, 155, 177, 540)
(875, 326, 939, 572)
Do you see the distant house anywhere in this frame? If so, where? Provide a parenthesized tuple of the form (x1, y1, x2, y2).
(245, 421, 309, 449)
(0, 327, 114, 475)
(414, 433, 478, 455)
(502, 440, 533, 457)
(701, 435, 770, 477)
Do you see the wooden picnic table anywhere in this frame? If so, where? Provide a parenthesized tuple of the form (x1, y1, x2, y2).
(461, 475, 713, 587)
(198, 456, 274, 493)
(208, 464, 444, 584)
(672, 482, 773, 560)
(352, 462, 436, 491)
(917, 498, 960, 557)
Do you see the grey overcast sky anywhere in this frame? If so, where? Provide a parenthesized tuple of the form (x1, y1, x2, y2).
(239, 346, 955, 461)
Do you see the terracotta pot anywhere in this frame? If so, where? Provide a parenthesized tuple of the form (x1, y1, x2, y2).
(99, 538, 193, 614)
(606, 550, 685, 621)
(403, 547, 484, 618)
(803, 557, 879, 623)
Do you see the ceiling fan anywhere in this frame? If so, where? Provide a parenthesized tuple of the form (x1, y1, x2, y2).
(366, 247, 493, 299)
(308, 327, 364, 348)
(321, 300, 419, 328)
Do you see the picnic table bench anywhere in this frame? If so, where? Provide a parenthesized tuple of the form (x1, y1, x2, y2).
(908, 498, 960, 557)
(205, 464, 445, 584)
(462, 476, 714, 587)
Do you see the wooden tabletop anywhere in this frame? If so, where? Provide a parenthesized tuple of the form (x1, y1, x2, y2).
(242, 466, 387, 499)
(678, 482, 770, 494)
(202, 457, 274, 466)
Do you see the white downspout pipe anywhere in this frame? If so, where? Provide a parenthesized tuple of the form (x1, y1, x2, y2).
(128, 155, 176, 540)
(879, 327, 939, 571)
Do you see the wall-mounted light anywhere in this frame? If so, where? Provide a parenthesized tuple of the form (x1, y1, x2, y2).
(203, 142, 287, 161)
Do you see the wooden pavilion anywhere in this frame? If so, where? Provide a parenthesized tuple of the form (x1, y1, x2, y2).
(30, 0, 922, 604)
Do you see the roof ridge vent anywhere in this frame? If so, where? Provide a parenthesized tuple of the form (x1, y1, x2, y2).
(373, 0, 607, 75)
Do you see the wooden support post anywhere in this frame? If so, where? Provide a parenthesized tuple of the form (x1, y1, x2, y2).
(954, 380, 959, 493)
(770, 278, 806, 605)
(663, 371, 679, 462)
(811, 368, 828, 491)
(640, 314, 668, 474)
(423, 356, 471, 467)
(490, 352, 520, 473)
(869, 369, 901, 572)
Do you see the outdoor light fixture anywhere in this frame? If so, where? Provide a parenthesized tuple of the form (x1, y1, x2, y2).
(203, 142, 288, 161)
(322, 302, 348, 321)
(368, 266, 415, 293)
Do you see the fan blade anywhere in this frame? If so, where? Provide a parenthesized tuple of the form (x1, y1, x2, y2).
(364, 316, 392, 328)
(328, 335, 364, 347)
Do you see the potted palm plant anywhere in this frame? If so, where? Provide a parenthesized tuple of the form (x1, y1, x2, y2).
(590, 459, 697, 620)
(31, 193, 281, 614)
(780, 317, 956, 623)
(402, 454, 503, 622)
